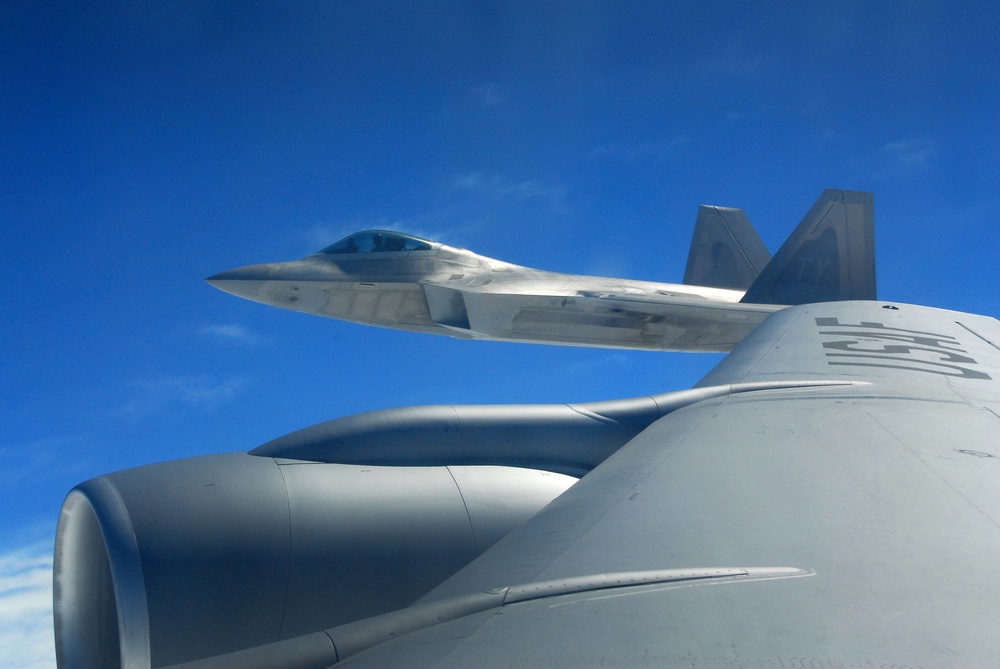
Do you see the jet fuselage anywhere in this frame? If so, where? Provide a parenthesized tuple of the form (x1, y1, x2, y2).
(207, 230, 780, 351)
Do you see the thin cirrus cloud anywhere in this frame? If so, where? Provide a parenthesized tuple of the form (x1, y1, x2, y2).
(115, 374, 247, 419)
(853, 137, 938, 180)
(471, 82, 503, 106)
(699, 43, 774, 81)
(879, 138, 937, 171)
(451, 172, 566, 208)
(198, 323, 267, 346)
(589, 137, 690, 162)
(0, 437, 84, 490)
(0, 542, 56, 669)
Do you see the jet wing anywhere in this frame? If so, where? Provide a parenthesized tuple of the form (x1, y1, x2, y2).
(329, 301, 1000, 667)
(424, 284, 779, 352)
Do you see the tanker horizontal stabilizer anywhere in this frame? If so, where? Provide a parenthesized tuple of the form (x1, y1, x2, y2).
(740, 189, 875, 305)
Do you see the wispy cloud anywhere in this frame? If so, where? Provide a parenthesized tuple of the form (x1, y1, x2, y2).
(700, 43, 773, 80)
(0, 542, 55, 669)
(117, 374, 247, 418)
(854, 137, 938, 180)
(564, 352, 635, 376)
(879, 138, 937, 171)
(471, 82, 503, 106)
(0, 437, 83, 490)
(198, 324, 267, 346)
(451, 172, 566, 208)
(590, 137, 689, 162)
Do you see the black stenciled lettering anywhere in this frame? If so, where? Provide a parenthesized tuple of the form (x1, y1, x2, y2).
(815, 317, 960, 339)
(816, 317, 884, 328)
(821, 340, 977, 364)
(815, 317, 990, 381)
(818, 330, 967, 351)
(824, 354, 991, 381)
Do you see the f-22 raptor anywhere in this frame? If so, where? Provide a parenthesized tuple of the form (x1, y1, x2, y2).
(207, 189, 875, 351)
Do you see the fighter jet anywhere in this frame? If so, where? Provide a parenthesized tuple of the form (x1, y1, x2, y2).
(207, 189, 875, 351)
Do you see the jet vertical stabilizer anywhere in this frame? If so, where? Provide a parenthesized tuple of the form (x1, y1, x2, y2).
(741, 189, 875, 305)
(683, 205, 771, 290)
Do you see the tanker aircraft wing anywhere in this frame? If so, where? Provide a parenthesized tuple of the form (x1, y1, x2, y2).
(86, 299, 1000, 669)
(207, 189, 874, 352)
(358, 301, 1000, 669)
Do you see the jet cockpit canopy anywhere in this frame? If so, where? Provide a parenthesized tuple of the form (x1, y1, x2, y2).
(320, 230, 434, 255)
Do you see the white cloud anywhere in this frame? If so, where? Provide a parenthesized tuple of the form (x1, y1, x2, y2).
(198, 324, 266, 346)
(565, 352, 634, 376)
(880, 138, 936, 170)
(700, 43, 773, 80)
(0, 438, 76, 490)
(854, 137, 938, 180)
(590, 137, 689, 162)
(117, 374, 247, 418)
(451, 172, 566, 207)
(0, 543, 55, 669)
(471, 82, 503, 106)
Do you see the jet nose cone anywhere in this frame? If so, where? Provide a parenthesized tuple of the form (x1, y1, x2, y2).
(205, 264, 275, 300)
(206, 264, 273, 284)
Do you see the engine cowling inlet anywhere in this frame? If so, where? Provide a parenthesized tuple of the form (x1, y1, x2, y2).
(53, 453, 574, 669)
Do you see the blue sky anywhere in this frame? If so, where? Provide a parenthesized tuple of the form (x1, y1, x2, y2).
(2, 2, 998, 666)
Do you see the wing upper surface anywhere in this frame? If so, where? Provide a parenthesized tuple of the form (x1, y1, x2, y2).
(340, 302, 1000, 668)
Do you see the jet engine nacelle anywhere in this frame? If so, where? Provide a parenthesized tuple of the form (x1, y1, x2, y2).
(53, 452, 574, 669)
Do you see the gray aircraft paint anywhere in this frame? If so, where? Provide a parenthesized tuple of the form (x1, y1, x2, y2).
(333, 302, 1000, 668)
(205, 190, 875, 352)
(112, 301, 1000, 669)
(740, 189, 876, 305)
(682, 204, 771, 290)
(52, 191, 999, 669)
